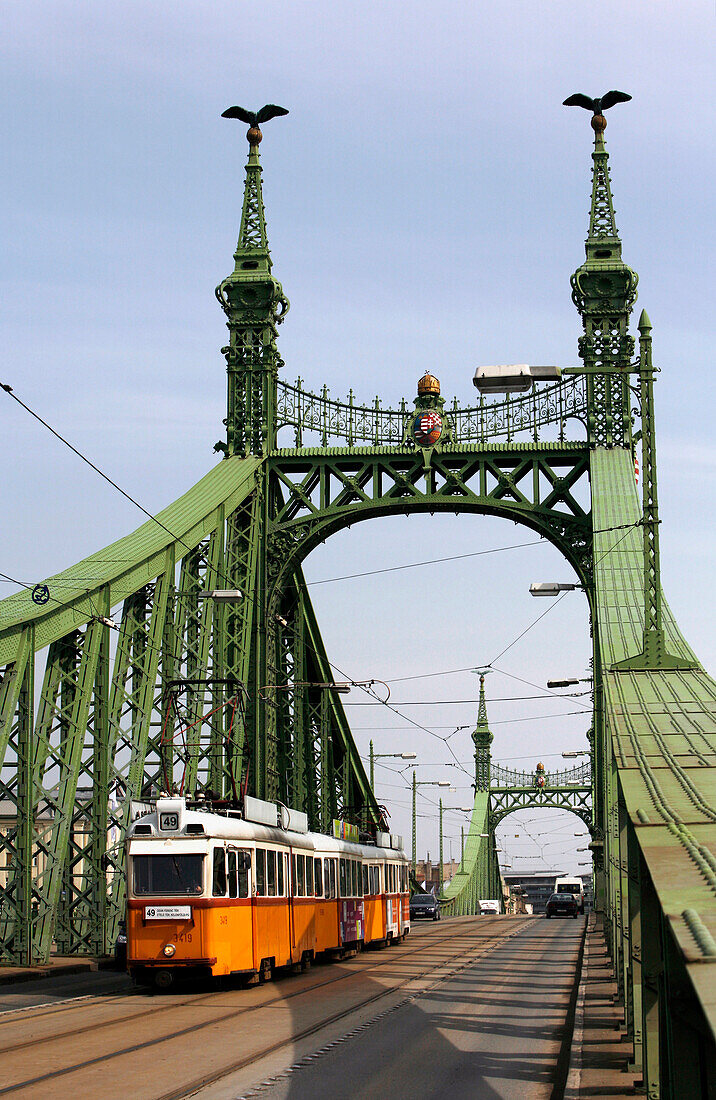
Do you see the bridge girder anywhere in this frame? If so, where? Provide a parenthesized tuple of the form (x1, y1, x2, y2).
(489, 786, 592, 832)
(267, 445, 593, 596)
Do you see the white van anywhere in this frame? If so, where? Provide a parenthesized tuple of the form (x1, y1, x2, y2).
(554, 876, 585, 914)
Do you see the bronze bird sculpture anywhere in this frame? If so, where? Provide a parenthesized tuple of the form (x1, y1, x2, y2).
(222, 104, 289, 145)
(563, 91, 631, 134)
(564, 91, 631, 114)
(221, 104, 289, 125)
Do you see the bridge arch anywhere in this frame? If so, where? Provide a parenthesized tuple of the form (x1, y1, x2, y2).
(491, 801, 593, 834)
(266, 456, 595, 613)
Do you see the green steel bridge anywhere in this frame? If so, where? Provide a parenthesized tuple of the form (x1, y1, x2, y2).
(1, 102, 714, 1096)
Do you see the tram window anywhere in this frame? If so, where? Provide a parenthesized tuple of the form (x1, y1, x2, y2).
(292, 855, 297, 895)
(134, 854, 204, 897)
(277, 851, 284, 896)
(255, 848, 266, 896)
(351, 860, 358, 897)
(267, 849, 277, 896)
(299, 854, 307, 896)
(213, 848, 227, 897)
(227, 849, 238, 898)
(389, 865, 394, 892)
(238, 850, 250, 898)
(339, 859, 346, 897)
(327, 859, 336, 899)
(305, 855, 313, 896)
(314, 858, 323, 896)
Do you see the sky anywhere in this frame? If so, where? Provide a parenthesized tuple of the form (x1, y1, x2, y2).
(1, 1, 714, 877)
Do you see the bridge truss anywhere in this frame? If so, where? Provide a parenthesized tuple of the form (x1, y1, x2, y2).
(1, 105, 715, 1096)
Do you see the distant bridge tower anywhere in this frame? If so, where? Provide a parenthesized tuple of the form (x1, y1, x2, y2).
(472, 674, 493, 792)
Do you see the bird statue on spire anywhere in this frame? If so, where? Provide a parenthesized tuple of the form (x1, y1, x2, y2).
(222, 103, 289, 145)
(563, 90, 631, 133)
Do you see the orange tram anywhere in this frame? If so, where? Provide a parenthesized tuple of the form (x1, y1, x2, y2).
(126, 795, 411, 989)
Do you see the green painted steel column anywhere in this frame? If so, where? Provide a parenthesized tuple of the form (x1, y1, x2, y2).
(16, 630, 34, 964)
(639, 857, 663, 1100)
(88, 591, 111, 955)
(439, 799, 443, 899)
(626, 822, 643, 1077)
(615, 313, 694, 672)
(412, 770, 417, 876)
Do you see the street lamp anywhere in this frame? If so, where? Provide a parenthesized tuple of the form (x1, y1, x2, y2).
(473, 364, 562, 395)
(548, 677, 592, 688)
(439, 801, 473, 897)
(368, 744, 417, 790)
(529, 582, 581, 597)
(412, 772, 451, 875)
(562, 751, 591, 758)
(197, 590, 243, 602)
(260, 681, 353, 699)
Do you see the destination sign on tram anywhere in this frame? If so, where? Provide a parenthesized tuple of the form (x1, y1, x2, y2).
(144, 906, 192, 920)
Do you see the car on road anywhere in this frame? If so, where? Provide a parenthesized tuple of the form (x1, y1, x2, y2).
(554, 876, 586, 914)
(410, 894, 441, 921)
(545, 892, 579, 918)
(114, 919, 127, 967)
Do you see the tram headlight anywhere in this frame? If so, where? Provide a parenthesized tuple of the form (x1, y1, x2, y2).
(163, 943, 176, 957)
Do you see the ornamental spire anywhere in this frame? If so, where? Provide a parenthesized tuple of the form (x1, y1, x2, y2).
(587, 119, 620, 249)
(565, 92, 638, 448)
(215, 106, 290, 457)
(472, 673, 493, 792)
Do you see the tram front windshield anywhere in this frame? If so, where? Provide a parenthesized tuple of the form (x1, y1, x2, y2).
(133, 854, 204, 896)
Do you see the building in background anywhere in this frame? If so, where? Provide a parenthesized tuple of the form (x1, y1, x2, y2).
(502, 870, 567, 915)
(415, 856, 460, 894)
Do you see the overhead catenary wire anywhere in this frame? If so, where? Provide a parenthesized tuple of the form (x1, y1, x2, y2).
(305, 540, 544, 585)
(344, 691, 591, 705)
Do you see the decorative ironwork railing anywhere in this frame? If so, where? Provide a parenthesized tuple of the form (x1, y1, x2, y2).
(490, 761, 591, 788)
(276, 375, 587, 448)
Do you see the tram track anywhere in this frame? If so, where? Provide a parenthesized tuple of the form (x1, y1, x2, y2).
(0, 917, 533, 1097)
(0, 926, 464, 1056)
(159, 919, 536, 1100)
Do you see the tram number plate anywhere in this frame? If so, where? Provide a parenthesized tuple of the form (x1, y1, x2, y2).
(144, 906, 192, 920)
